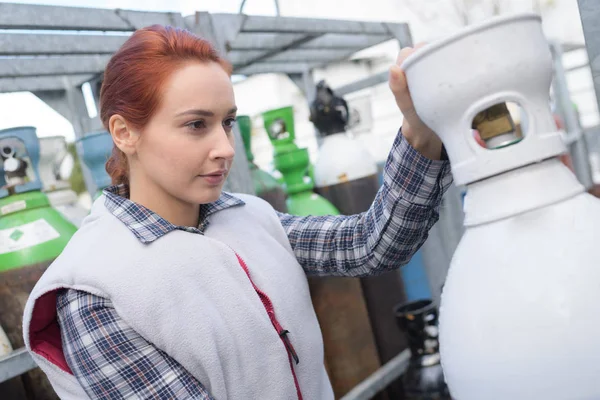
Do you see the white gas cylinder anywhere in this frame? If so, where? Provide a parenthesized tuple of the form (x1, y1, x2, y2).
(403, 13, 600, 400)
(313, 132, 377, 188)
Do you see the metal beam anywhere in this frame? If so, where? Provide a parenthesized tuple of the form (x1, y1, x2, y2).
(231, 34, 321, 71)
(235, 62, 313, 75)
(566, 62, 590, 73)
(0, 2, 185, 31)
(227, 50, 268, 66)
(0, 74, 93, 93)
(0, 55, 110, 78)
(340, 349, 410, 400)
(0, 348, 37, 383)
(305, 46, 377, 73)
(562, 42, 586, 52)
(230, 48, 350, 66)
(118, 9, 186, 30)
(0, 33, 127, 56)
(186, 13, 220, 49)
(262, 49, 356, 64)
(34, 90, 76, 122)
(299, 33, 392, 49)
(65, 86, 103, 137)
(203, 13, 247, 50)
(228, 33, 393, 51)
(551, 40, 594, 189)
(335, 71, 389, 97)
(220, 14, 393, 35)
(578, 0, 600, 116)
(287, 73, 307, 96)
(228, 33, 307, 50)
(383, 22, 413, 48)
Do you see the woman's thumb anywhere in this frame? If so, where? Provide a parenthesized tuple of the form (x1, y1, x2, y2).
(389, 64, 417, 119)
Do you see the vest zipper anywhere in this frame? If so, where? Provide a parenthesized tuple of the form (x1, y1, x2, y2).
(235, 253, 303, 400)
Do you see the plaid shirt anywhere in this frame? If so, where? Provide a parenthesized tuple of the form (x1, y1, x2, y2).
(56, 132, 452, 399)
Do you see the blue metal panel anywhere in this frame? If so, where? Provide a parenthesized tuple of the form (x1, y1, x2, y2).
(400, 249, 432, 301)
(377, 160, 433, 301)
(75, 131, 113, 196)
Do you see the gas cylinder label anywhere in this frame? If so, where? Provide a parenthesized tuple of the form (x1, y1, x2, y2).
(1, 200, 26, 216)
(0, 219, 60, 255)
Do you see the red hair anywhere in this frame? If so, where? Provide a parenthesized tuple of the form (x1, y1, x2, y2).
(100, 25, 232, 186)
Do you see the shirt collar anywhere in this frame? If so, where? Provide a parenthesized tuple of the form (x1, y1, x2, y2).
(103, 184, 245, 244)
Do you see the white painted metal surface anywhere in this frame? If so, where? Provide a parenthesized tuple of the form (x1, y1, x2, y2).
(313, 133, 378, 187)
(39, 136, 89, 227)
(442, 160, 600, 399)
(402, 13, 566, 187)
(38, 136, 68, 189)
(47, 191, 89, 228)
(404, 14, 600, 399)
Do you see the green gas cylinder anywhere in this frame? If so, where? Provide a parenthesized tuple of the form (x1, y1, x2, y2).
(0, 126, 76, 400)
(0, 191, 76, 270)
(261, 107, 382, 397)
(237, 115, 288, 212)
(262, 106, 338, 216)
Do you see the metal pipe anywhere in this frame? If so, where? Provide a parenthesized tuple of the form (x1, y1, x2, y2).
(238, 0, 248, 13)
(340, 349, 410, 400)
(550, 41, 594, 189)
(0, 348, 37, 383)
(240, 0, 280, 15)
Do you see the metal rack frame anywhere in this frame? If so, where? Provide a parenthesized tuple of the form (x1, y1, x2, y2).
(0, 2, 413, 194)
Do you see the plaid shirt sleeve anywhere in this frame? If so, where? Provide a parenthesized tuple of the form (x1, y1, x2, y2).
(56, 288, 215, 399)
(277, 131, 453, 277)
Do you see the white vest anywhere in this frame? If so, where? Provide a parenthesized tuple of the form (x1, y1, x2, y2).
(23, 193, 334, 399)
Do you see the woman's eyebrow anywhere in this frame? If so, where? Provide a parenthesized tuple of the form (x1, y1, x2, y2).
(175, 107, 237, 118)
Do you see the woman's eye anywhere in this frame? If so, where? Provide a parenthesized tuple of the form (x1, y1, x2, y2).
(187, 120, 206, 130)
(223, 118, 237, 130)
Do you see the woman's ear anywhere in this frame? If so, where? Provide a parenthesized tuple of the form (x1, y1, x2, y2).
(109, 115, 140, 156)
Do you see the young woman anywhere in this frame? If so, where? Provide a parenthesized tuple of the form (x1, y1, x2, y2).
(24, 25, 452, 399)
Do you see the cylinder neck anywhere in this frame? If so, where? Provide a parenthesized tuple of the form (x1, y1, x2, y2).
(322, 132, 346, 141)
(463, 157, 585, 227)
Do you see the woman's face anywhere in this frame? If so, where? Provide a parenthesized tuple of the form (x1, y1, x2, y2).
(132, 61, 237, 205)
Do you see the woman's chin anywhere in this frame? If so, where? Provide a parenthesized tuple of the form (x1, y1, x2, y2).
(191, 186, 223, 205)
